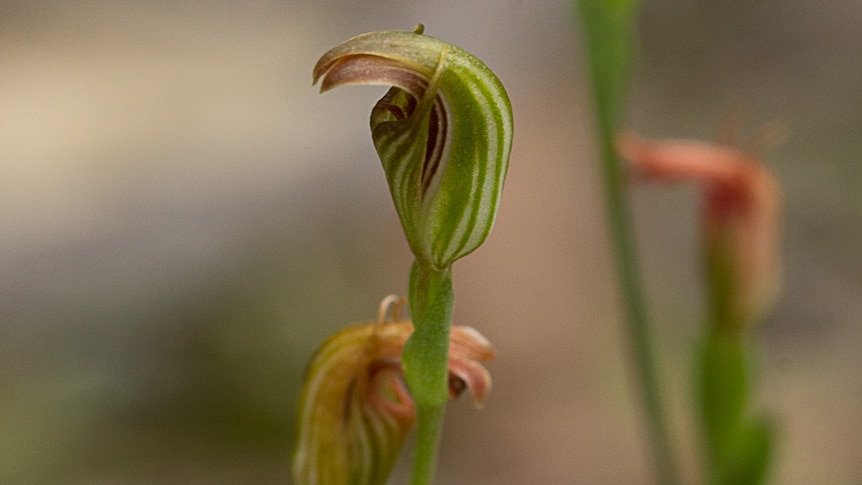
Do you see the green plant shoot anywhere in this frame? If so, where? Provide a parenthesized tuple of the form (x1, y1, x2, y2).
(312, 25, 512, 485)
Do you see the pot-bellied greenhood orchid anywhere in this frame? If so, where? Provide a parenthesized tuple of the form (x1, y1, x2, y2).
(313, 25, 513, 271)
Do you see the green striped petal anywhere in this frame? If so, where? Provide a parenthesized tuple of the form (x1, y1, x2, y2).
(292, 319, 414, 485)
(313, 26, 513, 269)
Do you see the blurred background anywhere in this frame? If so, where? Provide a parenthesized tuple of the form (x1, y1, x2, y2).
(1, 1, 860, 483)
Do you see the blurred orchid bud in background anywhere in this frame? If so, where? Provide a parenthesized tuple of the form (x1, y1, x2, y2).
(618, 132, 782, 330)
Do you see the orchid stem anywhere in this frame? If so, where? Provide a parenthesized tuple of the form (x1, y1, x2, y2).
(575, 1, 680, 484)
(602, 135, 679, 485)
(409, 403, 446, 485)
(403, 261, 454, 485)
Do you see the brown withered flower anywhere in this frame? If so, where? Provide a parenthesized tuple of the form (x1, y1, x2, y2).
(291, 296, 494, 485)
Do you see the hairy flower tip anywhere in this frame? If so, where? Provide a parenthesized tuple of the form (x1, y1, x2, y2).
(313, 27, 513, 270)
(618, 132, 783, 329)
(292, 296, 495, 485)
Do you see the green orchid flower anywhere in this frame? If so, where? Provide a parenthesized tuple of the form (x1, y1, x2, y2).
(310, 26, 511, 485)
(313, 25, 513, 270)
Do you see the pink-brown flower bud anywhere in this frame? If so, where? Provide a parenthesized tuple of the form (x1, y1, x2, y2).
(618, 132, 782, 329)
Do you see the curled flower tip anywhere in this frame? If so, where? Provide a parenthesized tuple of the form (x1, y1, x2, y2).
(292, 297, 495, 485)
(617, 131, 782, 329)
(313, 28, 513, 270)
(448, 325, 495, 408)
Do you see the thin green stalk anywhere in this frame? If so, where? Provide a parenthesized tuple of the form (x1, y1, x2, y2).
(574, 1, 679, 484)
(403, 261, 454, 485)
(601, 131, 679, 485)
(409, 403, 446, 485)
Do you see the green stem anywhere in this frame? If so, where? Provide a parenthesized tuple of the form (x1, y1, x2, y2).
(575, 1, 679, 483)
(601, 128, 679, 485)
(409, 403, 446, 485)
(403, 261, 454, 485)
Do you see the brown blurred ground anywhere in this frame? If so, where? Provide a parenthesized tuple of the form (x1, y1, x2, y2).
(1, 1, 860, 483)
